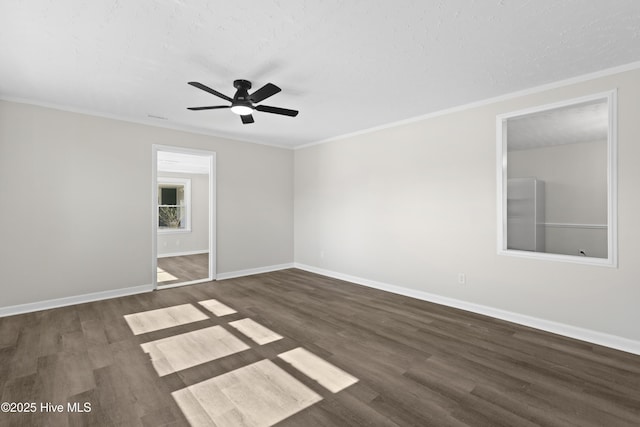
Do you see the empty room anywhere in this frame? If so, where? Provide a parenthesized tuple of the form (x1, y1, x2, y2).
(1, 1, 640, 426)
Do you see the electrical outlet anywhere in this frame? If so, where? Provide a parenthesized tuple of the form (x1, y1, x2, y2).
(320, 250, 325, 259)
(458, 273, 466, 285)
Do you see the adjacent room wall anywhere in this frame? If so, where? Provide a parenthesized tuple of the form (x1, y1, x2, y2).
(157, 171, 209, 257)
(508, 140, 608, 257)
(294, 68, 640, 343)
(0, 100, 294, 308)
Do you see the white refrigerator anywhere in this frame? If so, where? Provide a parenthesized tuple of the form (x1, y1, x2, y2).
(507, 177, 545, 252)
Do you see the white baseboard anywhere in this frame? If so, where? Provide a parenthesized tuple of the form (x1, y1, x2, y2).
(157, 249, 208, 258)
(216, 263, 294, 280)
(0, 263, 291, 317)
(157, 278, 213, 290)
(0, 284, 154, 318)
(294, 263, 640, 356)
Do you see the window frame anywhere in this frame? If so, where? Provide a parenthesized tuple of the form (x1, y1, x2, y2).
(496, 90, 617, 267)
(157, 177, 192, 234)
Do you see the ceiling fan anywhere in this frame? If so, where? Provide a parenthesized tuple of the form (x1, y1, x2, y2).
(187, 80, 299, 124)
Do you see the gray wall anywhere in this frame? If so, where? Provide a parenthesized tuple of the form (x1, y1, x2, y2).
(294, 68, 640, 342)
(508, 140, 608, 258)
(157, 172, 209, 257)
(2, 68, 639, 347)
(0, 100, 294, 307)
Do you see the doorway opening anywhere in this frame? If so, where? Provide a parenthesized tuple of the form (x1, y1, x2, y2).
(152, 145, 216, 289)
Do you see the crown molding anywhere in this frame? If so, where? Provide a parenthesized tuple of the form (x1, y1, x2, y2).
(296, 60, 640, 150)
(0, 95, 292, 150)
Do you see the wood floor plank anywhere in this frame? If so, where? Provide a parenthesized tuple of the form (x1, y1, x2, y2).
(0, 314, 25, 350)
(228, 318, 283, 345)
(80, 319, 109, 347)
(1, 268, 639, 426)
(157, 254, 208, 286)
(198, 298, 237, 317)
(141, 325, 250, 376)
(278, 347, 358, 393)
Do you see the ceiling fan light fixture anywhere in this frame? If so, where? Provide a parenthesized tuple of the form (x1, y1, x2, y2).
(230, 104, 253, 116)
(187, 80, 298, 124)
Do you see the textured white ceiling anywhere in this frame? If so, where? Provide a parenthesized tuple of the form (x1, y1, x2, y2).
(507, 99, 608, 151)
(1, 1, 639, 148)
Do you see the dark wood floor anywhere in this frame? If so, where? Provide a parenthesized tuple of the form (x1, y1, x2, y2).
(1, 269, 639, 426)
(157, 253, 209, 286)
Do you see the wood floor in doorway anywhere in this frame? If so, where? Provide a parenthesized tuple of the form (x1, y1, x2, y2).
(0, 269, 639, 426)
(157, 253, 208, 285)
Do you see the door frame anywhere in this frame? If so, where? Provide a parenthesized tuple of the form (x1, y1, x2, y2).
(152, 144, 216, 289)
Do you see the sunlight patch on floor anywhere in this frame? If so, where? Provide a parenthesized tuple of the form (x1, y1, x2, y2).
(228, 318, 283, 345)
(279, 347, 358, 393)
(198, 298, 237, 316)
(141, 325, 250, 376)
(172, 359, 321, 427)
(129, 299, 359, 426)
(124, 304, 208, 335)
(157, 267, 179, 283)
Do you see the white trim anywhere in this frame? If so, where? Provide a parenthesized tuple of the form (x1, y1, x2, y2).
(216, 263, 294, 280)
(152, 147, 159, 289)
(293, 264, 640, 356)
(152, 145, 216, 288)
(608, 89, 619, 268)
(0, 284, 154, 318)
(496, 90, 618, 267)
(0, 95, 290, 150)
(2, 61, 639, 152)
(209, 152, 217, 281)
(497, 117, 508, 256)
(157, 278, 212, 290)
(157, 228, 193, 235)
(495, 90, 616, 121)
(495, 249, 615, 267)
(296, 60, 640, 150)
(157, 249, 209, 259)
(543, 223, 607, 229)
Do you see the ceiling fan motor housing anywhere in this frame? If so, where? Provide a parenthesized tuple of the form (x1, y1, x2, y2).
(233, 79, 252, 103)
(233, 79, 252, 90)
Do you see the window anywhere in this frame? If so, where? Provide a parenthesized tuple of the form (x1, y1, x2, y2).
(158, 177, 191, 232)
(496, 90, 617, 266)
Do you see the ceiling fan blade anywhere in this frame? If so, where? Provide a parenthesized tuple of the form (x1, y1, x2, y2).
(188, 82, 233, 102)
(255, 105, 299, 117)
(249, 83, 281, 103)
(187, 106, 231, 110)
(241, 114, 255, 124)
